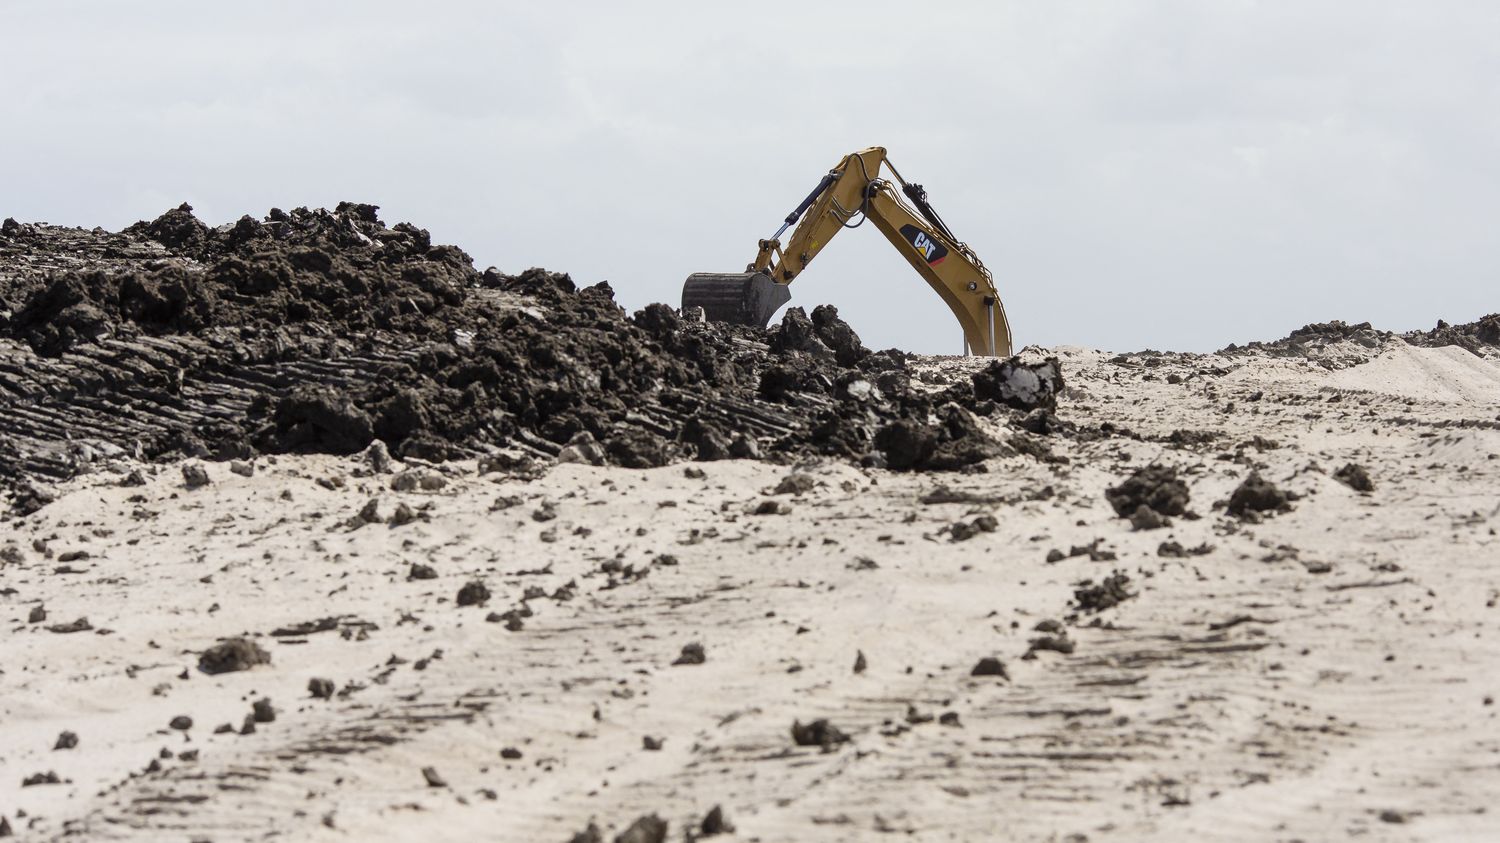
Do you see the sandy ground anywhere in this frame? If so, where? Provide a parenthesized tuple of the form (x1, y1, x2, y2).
(3, 342, 1499, 842)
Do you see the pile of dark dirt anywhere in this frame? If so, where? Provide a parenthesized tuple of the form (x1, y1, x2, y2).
(1, 203, 1064, 502)
(1073, 573, 1134, 613)
(8, 202, 473, 356)
(1104, 464, 1190, 521)
(1333, 463, 1375, 493)
(1220, 320, 1393, 358)
(1402, 314, 1500, 355)
(1226, 473, 1291, 519)
(1222, 315, 1500, 360)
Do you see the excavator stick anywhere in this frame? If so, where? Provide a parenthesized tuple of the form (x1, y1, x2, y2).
(681, 271, 791, 328)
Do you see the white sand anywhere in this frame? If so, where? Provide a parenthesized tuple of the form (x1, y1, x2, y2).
(3, 345, 1498, 841)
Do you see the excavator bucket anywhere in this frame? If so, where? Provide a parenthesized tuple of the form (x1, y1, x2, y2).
(681, 272, 791, 328)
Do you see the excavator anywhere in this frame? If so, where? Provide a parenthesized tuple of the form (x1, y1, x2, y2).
(681, 147, 1012, 357)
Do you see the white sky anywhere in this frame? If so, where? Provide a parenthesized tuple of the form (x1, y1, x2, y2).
(3, 1, 1497, 353)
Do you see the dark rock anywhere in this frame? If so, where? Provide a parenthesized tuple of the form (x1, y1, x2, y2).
(1227, 473, 1289, 517)
(1158, 541, 1215, 558)
(700, 805, 734, 836)
(456, 580, 491, 607)
(950, 513, 999, 541)
(875, 419, 937, 471)
(182, 463, 211, 488)
(1334, 463, 1375, 492)
(1026, 635, 1076, 656)
(971, 357, 1064, 410)
(604, 429, 672, 469)
(772, 472, 816, 496)
(47, 617, 92, 634)
(421, 766, 447, 788)
(357, 498, 381, 524)
(169, 715, 193, 731)
(198, 637, 271, 674)
(308, 678, 336, 699)
(681, 416, 732, 462)
(1074, 573, 1134, 612)
(614, 815, 668, 843)
(1019, 408, 1060, 435)
(567, 823, 604, 843)
(673, 642, 706, 665)
(633, 302, 681, 337)
(251, 698, 276, 723)
(53, 731, 78, 750)
(1129, 504, 1171, 531)
(272, 386, 374, 453)
(408, 563, 438, 580)
(810, 304, 869, 366)
(791, 718, 850, 749)
(728, 433, 760, 459)
(1105, 464, 1189, 518)
(970, 657, 1009, 678)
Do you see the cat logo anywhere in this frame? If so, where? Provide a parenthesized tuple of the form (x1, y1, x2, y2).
(899, 224, 948, 266)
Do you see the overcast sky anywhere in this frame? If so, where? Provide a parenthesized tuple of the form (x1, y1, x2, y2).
(3, 1, 1497, 353)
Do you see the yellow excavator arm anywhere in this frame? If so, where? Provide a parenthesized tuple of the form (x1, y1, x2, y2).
(682, 147, 1012, 357)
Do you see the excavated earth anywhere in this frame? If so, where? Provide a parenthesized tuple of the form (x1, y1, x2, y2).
(2, 206, 1500, 842)
(0, 204, 1067, 513)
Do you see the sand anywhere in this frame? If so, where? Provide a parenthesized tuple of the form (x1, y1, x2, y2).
(2, 342, 1498, 841)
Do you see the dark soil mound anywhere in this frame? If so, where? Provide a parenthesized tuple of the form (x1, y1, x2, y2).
(1403, 314, 1500, 355)
(1104, 464, 1189, 518)
(1, 203, 1065, 501)
(1220, 320, 1393, 358)
(1226, 473, 1290, 518)
(1333, 463, 1375, 493)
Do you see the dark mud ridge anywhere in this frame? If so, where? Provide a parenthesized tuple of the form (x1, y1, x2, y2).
(1220, 316, 1500, 358)
(1, 204, 1062, 510)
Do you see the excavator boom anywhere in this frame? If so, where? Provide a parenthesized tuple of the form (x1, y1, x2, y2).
(681, 147, 1012, 356)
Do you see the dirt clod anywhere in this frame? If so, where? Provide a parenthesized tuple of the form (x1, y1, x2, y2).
(970, 657, 1009, 678)
(198, 637, 271, 674)
(1105, 465, 1189, 519)
(614, 815, 668, 843)
(791, 718, 850, 749)
(182, 464, 210, 488)
(1334, 463, 1375, 492)
(971, 357, 1064, 411)
(567, 822, 604, 843)
(455, 580, 491, 607)
(673, 642, 706, 665)
(700, 805, 734, 836)
(1227, 473, 1289, 518)
(1073, 573, 1134, 613)
(252, 698, 276, 723)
